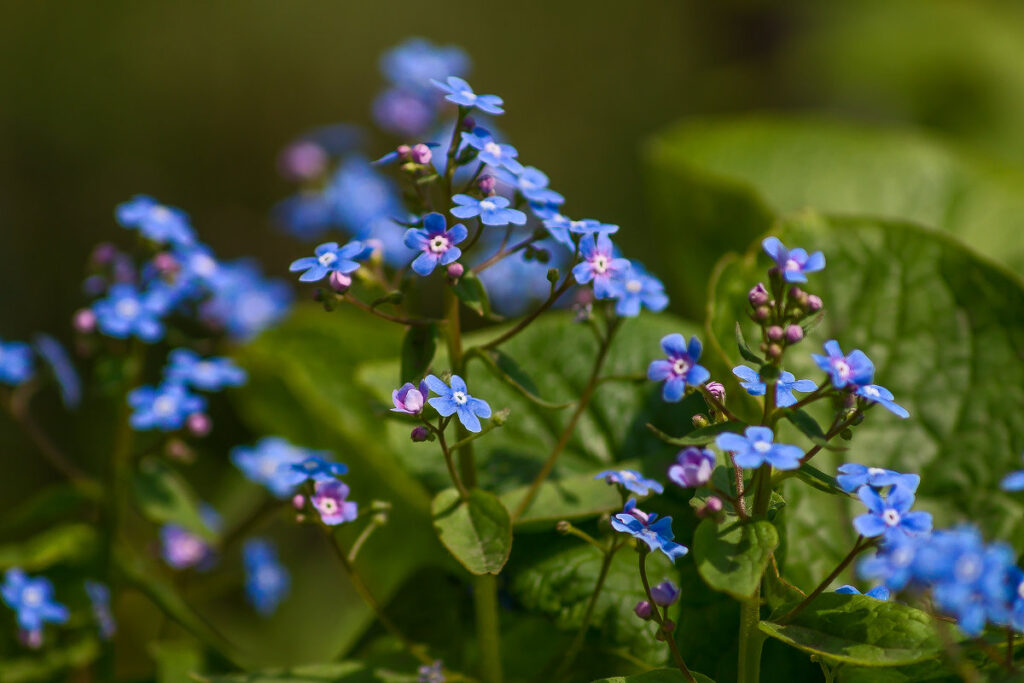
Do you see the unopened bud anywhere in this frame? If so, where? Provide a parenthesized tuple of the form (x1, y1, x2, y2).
(492, 408, 510, 426)
(292, 494, 305, 510)
(692, 414, 710, 429)
(697, 496, 724, 520)
(461, 115, 476, 130)
(329, 271, 352, 294)
(478, 174, 497, 194)
(651, 580, 680, 606)
(546, 268, 560, 284)
(748, 283, 770, 307)
(807, 294, 823, 312)
(706, 382, 726, 403)
(634, 600, 653, 620)
(661, 618, 676, 634)
(165, 438, 195, 463)
(556, 520, 572, 535)
(371, 500, 392, 512)
(788, 286, 808, 305)
(446, 263, 464, 280)
(785, 324, 804, 344)
(534, 248, 551, 264)
(840, 428, 853, 440)
(766, 343, 783, 359)
(372, 512, 389, 525)
(410, 143, 432, 164)
(411, 426, 430, 442)
(73, 308, 96, 334)
(90, 242, 117, 267)
(396, 144, 412, 160)
(766, 325, 784, 341)
(753, 306, 771, 322)
(186, 413, 211, 437)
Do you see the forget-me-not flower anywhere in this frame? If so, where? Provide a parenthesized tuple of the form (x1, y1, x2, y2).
(93, 283, 167, 342)
(278, 456, 348, 489)
(1, 569, 69, 648)
(425, 374, 491, 433)
(0, 339, 34, 386)
(431, 76, 505, 114)
(611, 499, 688, 562)
(648, 334, 711, 402)
(392, 381, 429, 415)
(716, 426, 803, 471)
(836, 463, 920, 494)
(450, 194, 527, 227)
(404, 212, 468, 276)
(855, 383, 910, 418)
(812, 340, 874, 390)
(231, 437, 310, 498)
(573, 234, 630, 299)
(498, 166, 564, 205)
(201, 260, 292, 341)
(668, 447, 716, 488)
(595, 469, 664, 497)
(732, 365, 817, 408)
(762, 236, 825, 283)
(382, 39, 468, 92)
(853, 485, 932, 541)
(460, 128, 523, 174)
(116, 195, 196, 247)
(289, 241, 364, 283)
(243, 539, 290, 615)
(609, 263, 669, 317)
(164, 348, 247, 392)
(312, 480, 359, 526)
(128, 382, 206, 432)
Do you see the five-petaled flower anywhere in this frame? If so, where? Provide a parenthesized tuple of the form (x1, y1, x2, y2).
(836, 463, 920, 494)
(610, 264, 669, 317)
(311, 480, 359, 526)
(1, 569, 69, 648)
(289, 241, 364, 283)
(93, 283, 167, 343)
(715, 426, 803, 471)
(668, 447, 716, 488)
(732, 365, 817, 408)
(572, 234, 630, 299)
(116, 195, 196, 247)
(595, 469, 664, 497)
(853, 485, 932, 541)
(392, 381, 429, 415)
(611, 499, 688, 562)
(498, 166, 564, 205)
(243, 539, 290, 616)
(164, 348, 247, 391)
(0, 339, 34, 386)
(460, 128, 523, 174)
(230, 437, 310, 498)
(128, 382, 207, 432)
(648, 334, 711, 402)
(762, 236, 825, 283)
(430, 76, 504, 114)
(425, 374, 491, 433)
(404, 213, 468, 276)
(450, 194, 527, 227)
(811, 340, 874, 389)
(279, 456, 349, 488)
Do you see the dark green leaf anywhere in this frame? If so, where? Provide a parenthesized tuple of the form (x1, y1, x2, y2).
(692, 519, 778, 601)
(132, 457, 214, 541)
(432, 488, 512, 575)
(0, 482, 101, 539)
(591, 669, 716, 683)
(784, 410, 847, 452)
(149, 640, 204, 683)
(760, 593, 944, 666)
(0, 635, 99, 683)
(647, 421, 744, 447)
(476, 348, 574, 409)
(399, 323, 438, 384)
(0, 523, 97, 571)
(198, 662, 380, 682)
(791, 463, 847, 497)
(735, 322, 763, 364)
(451, 271, 493, 319)
(500, 466, 629, 532)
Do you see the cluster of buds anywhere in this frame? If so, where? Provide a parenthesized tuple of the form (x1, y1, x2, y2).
(748, 281, 823, 361)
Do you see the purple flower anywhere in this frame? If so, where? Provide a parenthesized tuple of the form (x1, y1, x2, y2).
(460, 128, 523, 174)
(160, 524, 214, 570)
(811, 340, 875, 389)
(392, 381, 428, 415)
(609, 263, 669, 317)
(0, 339, 34, 386)
(1, 569, 69, 648)
(128, 382, 206, 432)
(595, 469, 664, 497)
(418, 660, 447, 683)
(311, 480, 359, 526)
(853, 486, 932, 541)
(572, 234, 630, 298)
(431, 76, 504, 115)
(668, 447, 716, 488)
(836, 463, 920, 495)
(289, 241, 364, 283)
(855, 383, 910, 419)
(715, 426, 803, 471)
(450, 194, 527, 227)
(651, 580, 680, 606)
(425, 374, 491, 433)
(732, 365, 817, 408)
(647, 334, 711, 402)
(404, 213, 468, 276)
(611, 499, 688, 562)
(762, 236, 825, 283)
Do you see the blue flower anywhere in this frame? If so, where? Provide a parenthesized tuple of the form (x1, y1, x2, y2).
(425, 374, 491, 433)
(1001, 452, 1024, 492)
(715, 426, 803, 471)
(278, 455, 348, 488)
(647, 334, 710, 402)
(595, 469, 664, 497)
(431, 76, 504, 114)
(93, 283, 167, 342)
(243, 539, 290, 616)
(608, 263, 669, 317)
(32, 335, 79, 408)
(811, 340, 874, 389)
(572, 234, 630, 299)
(859, 536, 920, 591)
(497, 166, 564, 205)
(231, 437, 310, 498)
(404, 213, 468, 276)
(164, 348, 247, 391)
(373, 88, 435, 137)
(289, 241, 363, 282)
(0, 339, 34, 386)
(381, 39, 469, 92)
(312, 480, 359, 526)
(567, 218, 619, 236)
(855, 383, 910, 418)
(200, 260, 292, 341)
(450, 194, 527, 227)
(128, 382, 207, 432)
(160, 524, 214, 570)
(116, 195, 196, 247)
(1, 569, 69, 647)
(762, 236, 825, 283)
(174, 243, 225, 290)
(273, 193, 335, 241)
(611, 499, 688, 562)
(853, 485, 932, 541)
(732, 365, 817, 408)
(84, 581, 116, 640)
(835, 584, 890, 601)
(539, 213, 575, 247)
(668, 447, 716, 488)
(836, 463, 920, 494)
(460, 129, 522, 173)
(651, 580, 681, 606)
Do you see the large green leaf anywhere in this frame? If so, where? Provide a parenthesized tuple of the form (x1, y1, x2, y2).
(591, 669, 716, 683)
(706, 214, 1024, 589)
(198, 661, 391, 682)
(760, 593, 943, 667)
(0, 523, 97, 571)
(644, 116, 1024, 312)
(692, 519, 779, 602)
(500, 465, 629, 532)
(133, 457, 214, 541)
(0, 635, 99, 683)
(431, 488, 512, 575)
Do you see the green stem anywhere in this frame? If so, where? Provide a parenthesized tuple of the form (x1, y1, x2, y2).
(474, 573, 503, 683)
(479, 273, 576, 352)
(558, 539, 623, 675)
(737, 596, 764, 683)
(637, 549, 697, 683)
(776, 536, 870, 624)
(436, 424, 469, 499)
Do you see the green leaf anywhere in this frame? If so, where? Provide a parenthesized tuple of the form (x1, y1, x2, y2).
(0, 523, 97, 571)
(644, 116, 1024, 312)
(791, 463, 847, 497)
(647, 421, 744, 447)
(476, 347, 574, 409)
(0, 482, 101, 540)
(431, 488, 512, 575)
(591, 669, 716, 683)
(198, 662, 380, 682)
(706, 214, 1024, 588)
(784, 410, 847, 452)
(735, 322, 763, 364)
(451, 271, 493, 319)
(0, 635, 99, 683)
(692, 518, 779, 601)
(133, 457, 214, 541)
(500, 465, 630, 531)
(760, 593, 944, 667)
(399, 323, 437, 384)
(149, 640, 204, 683)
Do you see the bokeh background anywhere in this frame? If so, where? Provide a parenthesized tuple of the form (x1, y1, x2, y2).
(3, 0, 1024, 679)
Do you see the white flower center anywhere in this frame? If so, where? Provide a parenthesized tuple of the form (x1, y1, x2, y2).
(318, 251, 338, 267)
(319, 498, 338, 514)
(867, 467, 886, 478)
(22, 587, 43, 606)
(753, 440, 772, 453)
(862, 386, 880, 398)
(153, 395, 177, 416)
(479, 200, 496, 211)
(429, 235, 450, 254)
(784, 258, 801, 271)
(1017, 580, 1024, 600)
(622, 472, 637, 481)
(193, 254, 217, 277)
(460, 88, 475, 100)
(833, 359, 851, 380)
(116, 298, 140, 319)
(626, 279, 643, 293)
(955, 555, 982, 582)
(150, 206, 172, 221)
(483, 142, 502, 156)
(592, 255, 609, 273)
(882, 509, 901, 527)
(259, 458, 278, 478)
(452, 391, 468, 405)
(672, 358, 690, 376)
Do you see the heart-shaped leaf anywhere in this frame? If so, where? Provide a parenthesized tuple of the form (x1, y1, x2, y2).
(432, 488, 512, 575)
(692, 519, 779, 601)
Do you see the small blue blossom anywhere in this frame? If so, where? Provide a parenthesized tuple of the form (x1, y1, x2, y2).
(716, 426, 803, 471)
(278, 455, 348, 489)
(84, 581, 116, 640)
(835, 584, 891, 601)
(32, 335, 80, 408)
(174, 243, 225, 290)
(312, 480, 359, 526)
(853, 485, 932, 541)
(425, 374, 491, 433)
(164, 348, 247, 392)
(608, 263, 669, 317)
(93, 283, 167, 342)
(392, 381, 428, 415)
(647, 334, 710, 402)
(836, 463, 920, 494)
(1001, 453, 1024, 492)
(404, 213, 468, 276)
(116, 195, 196, 247)
(762, 236, 825, 283)
(273, 193, 334, 241)
(381, 39, 469, 92)
(859, 536, 919, 591)
(1, 569, 69, 648)
(855, 383, 910, 418)
(497, 167, 564, 205)
(460, 128, 522, 173)
(812, 340, 874, 389)
(129, 382, 207, 432)
(731, 365, 817, 408)
(668, 447, 716, 488)
(0, 339, 34, 386)
(201, 260, 292, 341)
(572, 234, 630, 299)
(451, 194, 527, 227)
(243, 539, 290, 616)
(431, 76, 504, 114)
(651, 580, 681, 606)
(289, 241, 364, 283)
(611, 499, 688, 562)
(595, 469, 664, 497)
(539, 213, 574, 247)
(231, 437, 310, 498)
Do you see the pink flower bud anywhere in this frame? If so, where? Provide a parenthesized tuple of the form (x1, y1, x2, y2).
(447, 263, 464, 280)
(329, 271, 352, 293)
(73, 308, 96, 334)
(753, 306, 771, 322)
(807, 294, 823, 312)
(766, 325, 784, 341)
(478, 175, 497, 194)
(396, 144, 412, 160)
(186, 413, 211, 437)
(634, 600, 653, 620)
(697, 496, 724, 519)
(292, 494, 305, 510)
(785, 324, 804, 344)
(410, 143, 432, 164)
(748, 283, 770, 307)
(706, 381, 726, 402)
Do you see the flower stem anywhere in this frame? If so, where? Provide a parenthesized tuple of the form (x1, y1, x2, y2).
(473, 573, 504, 683)
(479, 273, 576, 352)
(558, 538, 624, 676)
(637, 549, 697, 683)
(6, 383, 93, 484)
(776, 536, 870, 624)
